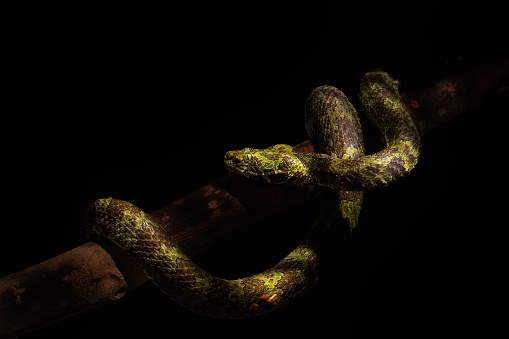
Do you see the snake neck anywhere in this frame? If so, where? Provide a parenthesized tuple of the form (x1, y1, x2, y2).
(300, 136, 419, 191)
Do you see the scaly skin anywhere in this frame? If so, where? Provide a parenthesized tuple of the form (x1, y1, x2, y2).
(305, 85, 365, 230)
(85, 71, 420, 318)
(225, 71, 420, 190)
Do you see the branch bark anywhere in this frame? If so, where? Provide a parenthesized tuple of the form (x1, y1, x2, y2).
(1, 53, 507, 338)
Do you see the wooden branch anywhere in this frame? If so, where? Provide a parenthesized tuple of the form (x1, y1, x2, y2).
(1, 53, 507, 338)
(401, 54, 509, 137)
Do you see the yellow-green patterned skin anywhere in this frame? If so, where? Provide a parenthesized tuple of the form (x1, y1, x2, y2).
(85, 71, 420, 318)
(305, 85, 365, 230)
(85, 197, 320, 318)
(225, 71, 421, 190)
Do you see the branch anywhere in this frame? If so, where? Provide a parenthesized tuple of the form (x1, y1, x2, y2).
(1, 53, 507, 338)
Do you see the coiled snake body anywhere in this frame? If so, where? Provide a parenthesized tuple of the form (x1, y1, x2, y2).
(85, 71, 420, 318)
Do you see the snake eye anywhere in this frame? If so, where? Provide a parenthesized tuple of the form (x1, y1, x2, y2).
(243, 154, 252, 162)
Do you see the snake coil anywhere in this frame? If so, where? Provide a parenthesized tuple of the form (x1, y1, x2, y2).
(85, 71, 420, 318)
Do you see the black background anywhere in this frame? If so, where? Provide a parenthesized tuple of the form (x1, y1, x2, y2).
(2, 1, 507, 337)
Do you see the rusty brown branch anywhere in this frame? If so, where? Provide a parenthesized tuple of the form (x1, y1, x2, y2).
(1, 53, 507, 338)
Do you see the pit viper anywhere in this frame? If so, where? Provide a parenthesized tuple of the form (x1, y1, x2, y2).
(84, 70, 420, 318)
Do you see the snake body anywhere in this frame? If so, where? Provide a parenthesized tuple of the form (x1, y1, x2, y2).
(225, 71, 420, 190)
(85, 71, 420, 318)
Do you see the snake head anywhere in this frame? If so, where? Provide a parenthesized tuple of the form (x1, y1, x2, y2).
(224, 144, 308, 185)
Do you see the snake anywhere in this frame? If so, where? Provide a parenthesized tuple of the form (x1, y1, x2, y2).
(84, 70, 420, 318)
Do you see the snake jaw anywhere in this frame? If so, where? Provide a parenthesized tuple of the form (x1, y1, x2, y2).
(224, 150, 250, 176)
